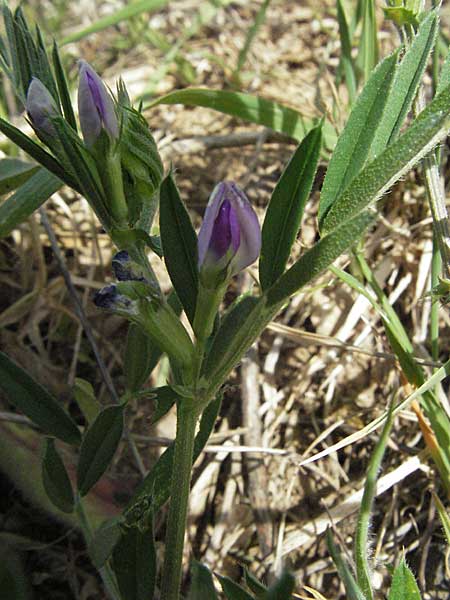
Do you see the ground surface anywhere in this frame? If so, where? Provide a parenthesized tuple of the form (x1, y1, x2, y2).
(1, 0, 450, 598)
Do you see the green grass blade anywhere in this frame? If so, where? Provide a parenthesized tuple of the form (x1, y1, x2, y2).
(370, 9, 439, 156)
(234, 0, 271, 78)
(260, 123, 322, 290)
(356, 0, 379, 83)
(326, 530, 366, 600)
(148, 87, 336, 147)
(321, 80, 450, 235)
(61, 0, 170, 45)
(318, 51, 398, 223)
(336, 0, 357, 102)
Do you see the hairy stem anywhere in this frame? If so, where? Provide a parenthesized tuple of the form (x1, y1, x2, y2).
(160, 403, 199, 600)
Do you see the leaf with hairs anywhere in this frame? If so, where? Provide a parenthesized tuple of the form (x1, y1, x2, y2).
(321, 81, 450, 234)
(318, 51, 398, 223)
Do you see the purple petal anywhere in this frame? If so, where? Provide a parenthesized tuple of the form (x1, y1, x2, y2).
(227, 184, 261, 274)
(197, 182, 227, 266)
(78, 60, 119, 147)
(208, 199, 241, 260)
(198, 181, 261, 277)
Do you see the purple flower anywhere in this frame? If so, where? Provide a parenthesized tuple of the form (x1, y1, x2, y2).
(77, 60, 119, 147)
(198, 181, 261, 278)
(26, 78, 58, 137)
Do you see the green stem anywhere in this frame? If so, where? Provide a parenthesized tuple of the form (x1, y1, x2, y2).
(355, 402, 395, 599)
(75, 497, 121, 600)
(160, 403, 199, 600)
(431, 233, 441, 367)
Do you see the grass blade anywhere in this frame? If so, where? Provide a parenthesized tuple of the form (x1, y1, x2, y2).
(234, 0, 271, 79)
(356, 0, 379, 83)
(336, 0, 357, 102)
(148, 88, 336, 147)
(61, 0, 170, 45)
(326, 530, 366, 600)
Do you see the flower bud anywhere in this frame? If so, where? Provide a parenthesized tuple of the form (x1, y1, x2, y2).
(77, 60, 119, 148)
(26, 77, 58, 137)
(94, 284, 138, 317)
(198, 181, 261, 284)
(112, 251, 146, 282)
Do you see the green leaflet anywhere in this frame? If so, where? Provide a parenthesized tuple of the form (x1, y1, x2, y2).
(0, 168, 63, 238)
(0, 351, 81, 445)
(0, 158, 39, 196)
(388, 560, 422, 600)
(321, 80, 450, 235)
(188, 562, 219, 600)
(259, 123, 322, 290)
(112, 522, 157, 600)
(216, 575, 254, 600)
(77, 405, 124, 496)
(318, 50, 398, 223)
(370, 9, 439, 156)
(266, 210, 375, 306)
(41, 438, 74, 513)
(159, 172, 199, 323)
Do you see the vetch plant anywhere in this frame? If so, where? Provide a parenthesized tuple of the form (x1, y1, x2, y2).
(0, 2, 450, 599)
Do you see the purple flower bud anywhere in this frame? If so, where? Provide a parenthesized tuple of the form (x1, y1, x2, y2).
(26, 78, 58, 137)
(198, 181, 261, 278)
(77, 60, 119, 147)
